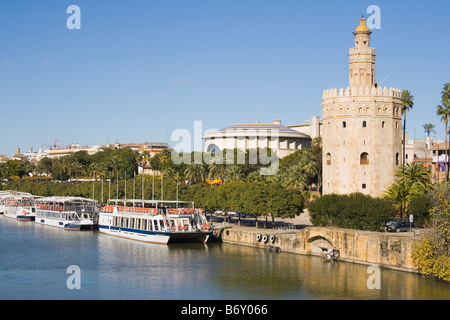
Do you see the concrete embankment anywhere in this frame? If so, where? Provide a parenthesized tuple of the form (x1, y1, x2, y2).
(212, 224, 424, 272)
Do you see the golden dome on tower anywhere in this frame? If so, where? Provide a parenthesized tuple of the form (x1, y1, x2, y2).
(355, 17, 370, 32)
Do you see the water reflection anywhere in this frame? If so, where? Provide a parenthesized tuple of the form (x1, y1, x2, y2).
(1, 215, 449, 300)
(203, 244, 450, 300)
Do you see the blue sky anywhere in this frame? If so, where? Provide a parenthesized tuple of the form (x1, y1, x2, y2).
(0, 0, 449, 156)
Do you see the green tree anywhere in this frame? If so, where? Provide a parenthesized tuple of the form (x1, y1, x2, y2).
(412, 182, 450, 281)
(109, 155, 120, 180)
(208, 162, 226, 181)
(383, 162, 431, 219)
(423, 123, 436, 138)
(184, 163, 205, 184)
(401, 90, 414, 166)
(280, 165, 308, 190)
(437, 85, 450, 181)
(36, 157, 53, 178)
(308, 193, 396, 231)
(5, 160, 26, 179)
(225, 164, 243, 182)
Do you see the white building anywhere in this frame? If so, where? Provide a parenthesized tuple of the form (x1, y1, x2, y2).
(203, 117, 320, 159)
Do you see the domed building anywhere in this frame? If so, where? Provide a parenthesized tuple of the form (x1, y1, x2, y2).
(203, 119, 314, 159)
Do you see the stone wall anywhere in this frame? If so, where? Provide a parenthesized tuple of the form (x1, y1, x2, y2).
(214, 226, 421, 272)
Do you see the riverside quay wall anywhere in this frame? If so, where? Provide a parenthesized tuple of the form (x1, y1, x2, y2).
(213, 226, 422, 272)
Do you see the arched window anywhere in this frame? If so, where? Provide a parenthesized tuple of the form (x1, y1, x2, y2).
(396, 152, 399, 166)
(342, 121, 347, 128)
(326, 153, 331, 166)
(207, 144, 221, 153)
(382, 121, 385, 128)
(360, 152, 369, 165)
(362, 121, 367, 128)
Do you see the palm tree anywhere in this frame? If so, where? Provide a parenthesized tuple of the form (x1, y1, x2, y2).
(0, 163, 8, 181)
(438, 82, 450, 181)
(423, 123, 436, 138)
(225, 165, 243, 182)
(109, 155, 120, 180)
(384, 162, 431, 219)
(396, 162, 431, 189)
(184, 164, 205, 184)
(437, 104, 450, 181)
(208, 162, 226, 181)
(68, 161, 84, 181)
(401, 90, 414, 166)
(139, 151, 151, 175)
(281, 165, 308, 190)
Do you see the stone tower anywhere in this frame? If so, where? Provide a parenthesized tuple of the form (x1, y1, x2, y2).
(322, 17, 403, 197)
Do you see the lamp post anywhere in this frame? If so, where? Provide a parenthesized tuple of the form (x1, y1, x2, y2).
(409, 214, 414, 232)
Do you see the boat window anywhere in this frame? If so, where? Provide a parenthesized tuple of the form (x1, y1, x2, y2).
(153, 220, 159, 231)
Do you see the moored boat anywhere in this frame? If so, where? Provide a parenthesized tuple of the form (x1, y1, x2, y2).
(3, 192, 39, 221)
(98, 199, 212, 244)
(35, 196, 99, 230)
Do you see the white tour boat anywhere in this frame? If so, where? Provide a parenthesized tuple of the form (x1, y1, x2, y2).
(35, 196, 99, 230)
(98, 199, 212, 244)
(2, 191, 38, 221)
(0, 191, 14, 214)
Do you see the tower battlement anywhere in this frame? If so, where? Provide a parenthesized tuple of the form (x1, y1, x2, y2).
(322, 86, 402, 100)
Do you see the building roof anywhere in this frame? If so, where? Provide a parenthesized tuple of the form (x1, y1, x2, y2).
(204, 121, 310, 139)
(354, 17, 371, 33)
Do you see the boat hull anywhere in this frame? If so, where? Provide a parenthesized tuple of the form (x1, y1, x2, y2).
(169, 232, 210, 244)
(17, 215, 35, 221)
(98, 225, 171, 244)
(35, 219, 82, 230)
(98, 224, 211, 244)
(4, 209, 35, 221)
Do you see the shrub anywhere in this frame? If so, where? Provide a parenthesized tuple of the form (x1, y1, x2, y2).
(307, 193, 397, 231)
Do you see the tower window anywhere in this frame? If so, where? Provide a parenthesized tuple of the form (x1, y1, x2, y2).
(342, 121, 346, 128)
(362, 184, 367, 189)
(326, 153, 331, 166)
(360, 152, 369, 165)
(362, 121, 367, 128)
(396, 153, 399, 166)
(382, 121, 385, 128)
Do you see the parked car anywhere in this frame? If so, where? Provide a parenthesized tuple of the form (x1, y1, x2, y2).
(385, 220, 414, 232)
(236, 212, 246, 218)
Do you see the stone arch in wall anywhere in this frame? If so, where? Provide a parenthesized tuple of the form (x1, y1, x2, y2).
(308, 235, 334, 254)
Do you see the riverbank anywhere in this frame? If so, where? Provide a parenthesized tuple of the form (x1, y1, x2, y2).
(211, 210, 425, 273)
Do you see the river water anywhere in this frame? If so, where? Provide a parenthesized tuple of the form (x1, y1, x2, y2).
(1, 215, 449, 300)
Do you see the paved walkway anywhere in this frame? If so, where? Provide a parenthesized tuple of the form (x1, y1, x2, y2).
(211, 209, 313, 234)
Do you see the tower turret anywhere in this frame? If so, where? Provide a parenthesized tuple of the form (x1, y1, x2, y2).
(349, 17, 376, 88)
